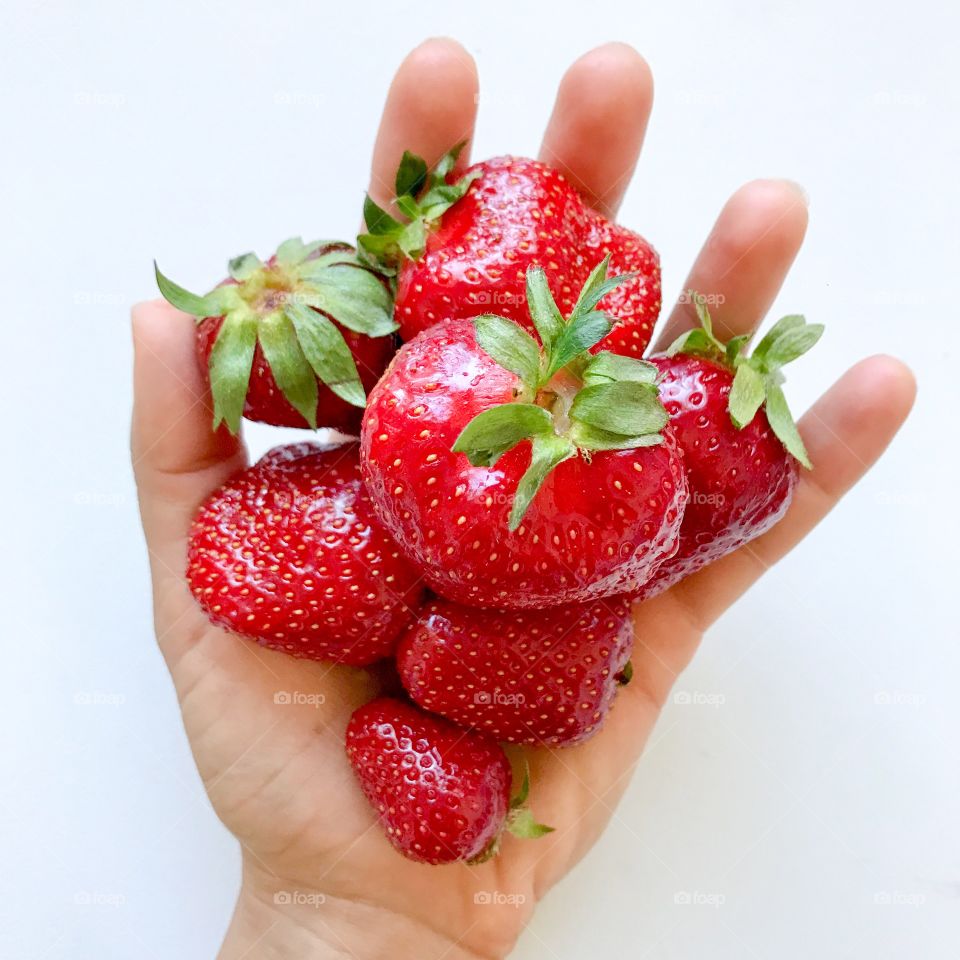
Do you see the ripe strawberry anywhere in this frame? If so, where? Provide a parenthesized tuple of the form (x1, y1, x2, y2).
(186, 441, 424, 665)
(636, 295, 823, 599)
(361, 259, 688, 609)
(396, 595, 634, 746)
(359, 148, 660, 357)
(345, 697, 552, 864)
(156, 238, 396, 433)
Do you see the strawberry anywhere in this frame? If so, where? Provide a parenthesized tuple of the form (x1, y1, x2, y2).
(396, 595, 634, 746)
(186, 441, 424, 665)
(359, 148, 660, 357)
(345, 697, 552, 864)
(636, 295, 823, 599)
(361, 259, 688, 609)
(156, 238, 396, 433)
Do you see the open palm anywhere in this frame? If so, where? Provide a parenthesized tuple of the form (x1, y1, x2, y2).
(132, 40, 914, 960)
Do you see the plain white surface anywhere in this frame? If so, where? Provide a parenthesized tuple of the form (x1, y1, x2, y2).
(1, 0, 958, 957)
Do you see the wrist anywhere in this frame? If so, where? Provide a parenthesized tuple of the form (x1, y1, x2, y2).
(219, 870, 483, 960)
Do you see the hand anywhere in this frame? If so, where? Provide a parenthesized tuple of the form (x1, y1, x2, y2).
(132, 39, 915, 960)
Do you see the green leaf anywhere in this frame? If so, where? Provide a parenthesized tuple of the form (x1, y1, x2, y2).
(207, 309, 258, 434)
(275, 237, 307, 266)
(395, 150, 428, 198)
(285, 302, 366, 409)
(298, 264, 397, 337)
(751, 314, 806, 366)
(764, 381, 812, 468)
(545, 310, 612, 379)
(362, 195, 403, 236)
(506, 807, 555, 839)
(257, 311, 319, 428)
(569, 423, 664, 451)
(228, 252, 262, 282)
(525, 267, 565, 352)
(619, 660, 634, 684)
(394, 194, 421, 220)
(569, 381, 668, 436)
(725, 334, 750, 365)
(509, 433, 576, 530)
(582, 352, 658, 387)
(763, 323, 824, 368)
(665, 326, 723, 360)
(452, 403, 554, 467)
(727, 363, 767, 429)
(510, 764, 532, 808)
(397, 219, 427, 260)
(432, 141, 466, 180)
(570, 255, 627, 316)
(154, 263, 219, 317)
(474, 314, 541, 392)
(690, 290, 714, 334)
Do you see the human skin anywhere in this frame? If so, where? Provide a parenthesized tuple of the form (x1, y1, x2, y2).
(131, 39, 916, 960)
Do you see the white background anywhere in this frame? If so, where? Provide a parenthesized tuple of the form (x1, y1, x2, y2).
(1, 0, 958, 957)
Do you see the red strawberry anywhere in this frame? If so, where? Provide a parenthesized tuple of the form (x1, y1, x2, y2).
(396, 595, 634, 746)
(345, 697, 551, 864)
(359, 149, 660, 357)
(361, 259, 688, 609)
(156, 238, 396, 433)
(636, 295, 822, 599)
(186, 441, 424, 665)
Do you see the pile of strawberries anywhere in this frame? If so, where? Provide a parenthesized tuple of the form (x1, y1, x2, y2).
(157, 146, 821, 865)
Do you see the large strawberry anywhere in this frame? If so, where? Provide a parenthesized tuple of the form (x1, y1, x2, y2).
(156, 238, 396, 433)
(361, 259, 688, 609)
(396, 595, 634, 746)
(345, 697, 552, 864)
(636, 295, 823, 599)
(186, 441, 424, 665)
(359, 148, 660, 357)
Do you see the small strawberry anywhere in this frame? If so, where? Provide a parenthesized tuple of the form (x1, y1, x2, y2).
(361, 259, 688, 609)
(636, 294, 823, 599)
(359, 148, 660, 357)
(186, 441, 424, 665)
(156, 238, 397, 433)
(345, 697, 552, 864)
(396, 595, 634, 746)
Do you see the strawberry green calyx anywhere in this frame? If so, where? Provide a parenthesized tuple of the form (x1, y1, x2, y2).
(155, 238, 395, 434)
(667, 291, 823, 469)
(467, 765, 553, 864)
(358, 141, 480, 270)
(453, 257, 669, 530)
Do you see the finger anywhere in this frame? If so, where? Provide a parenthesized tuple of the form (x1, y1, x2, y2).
(539, 43, 654, 218)
(672, 355, 917, 629)
(367, 38, 479, 209)
(653, 179, 809, 349)
(131, 300, 246, 585)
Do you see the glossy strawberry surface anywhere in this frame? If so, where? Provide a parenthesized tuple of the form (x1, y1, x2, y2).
(345, 697, 511, 864)
(186, 442, 424, 664)
(636, 355, 799, 599)
(361, 321, 688, 609)
(394, 157, 660, 356)
(396, 595, 634, 746)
